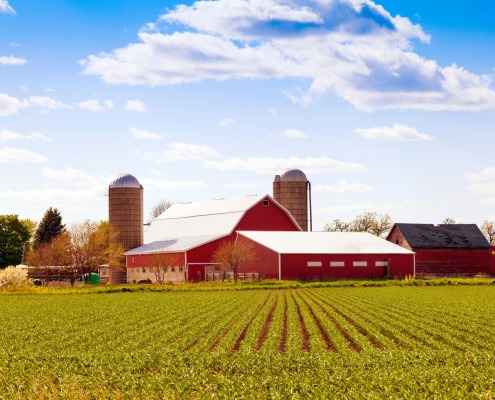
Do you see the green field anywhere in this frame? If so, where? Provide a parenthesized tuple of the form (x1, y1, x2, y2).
(1, 285, 495, 399)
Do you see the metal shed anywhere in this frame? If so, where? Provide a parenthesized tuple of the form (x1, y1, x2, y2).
(237, 231, 415, 280)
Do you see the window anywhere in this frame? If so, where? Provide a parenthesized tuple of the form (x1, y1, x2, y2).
(395, 239, 399, 244)
(262, 200, 270, 206)
(142, 268, 146, 273)
(353, 261, 367, 267)
(179, 266, 183, 272)
(330, 261, 345, 267)
(172, 267, 176, 272)
(307, 261, 322, 267)
(375, 261, 388, 267)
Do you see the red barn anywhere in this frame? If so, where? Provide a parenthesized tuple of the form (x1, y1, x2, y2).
(237, 231, 415, 280)
(125, 194, 301, 282)
(386, 223, 491, 275)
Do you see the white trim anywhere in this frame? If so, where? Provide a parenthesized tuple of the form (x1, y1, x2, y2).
(353, 261, 367, 267)
(307, 261, 322, 267)
(278, 253, 281, 280)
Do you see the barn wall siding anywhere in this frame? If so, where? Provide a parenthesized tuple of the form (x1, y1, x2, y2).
(414, 248, 491, 274)
(126, 252, 186, 269)
(234, 199, 300, 232)
(237, 238, 280, 279)
(279, 253, 414, 281)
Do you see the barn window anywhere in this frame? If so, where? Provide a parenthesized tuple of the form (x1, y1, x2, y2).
(330, 261, 345, 267)
(172, 267, 176, 272)
(396, 239, 399, 244)
(375, 261, 388, 267)
(307, 261, 322, 267)
(179, 266, 183, 272)
(142, 268, 146, 273)
(353, 261, 367, 267)
(262, 200, 270, 206)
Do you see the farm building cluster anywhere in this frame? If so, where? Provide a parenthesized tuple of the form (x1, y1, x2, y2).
(107, 170, 495, 284)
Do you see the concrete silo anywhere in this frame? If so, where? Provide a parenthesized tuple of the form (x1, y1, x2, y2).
(108, 173, 143, 284)
(273, 168, 312, 231)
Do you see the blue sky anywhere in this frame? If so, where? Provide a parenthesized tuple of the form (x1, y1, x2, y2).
(2, 0, 495, 230)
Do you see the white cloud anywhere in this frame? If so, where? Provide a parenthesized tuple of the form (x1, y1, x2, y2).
(205, 155, 365, 174)
(0, 147, 47, 163)
(465, 167, 495, 183)
(0, 93, 29, 116)
(281, 128, 308, 138)
(465, 167, 495, 196)
(78, 99, 114, 113)
(81, 0, 495, 111)
(129, 127, 165, 140)
(138, 142, 219, 162)
(41, 167, 103, 187)
(0, 1, 14, 14)
(141, 178, 206, 190)
(0, 56, 26, 65)
(0, 129, 49, 142)
(353, 123, 433, 141)
(314, 180, 374, 193)
(28, 96, 73, 111)
(219, 118, 235, 126)
(124, 99, 146, 112)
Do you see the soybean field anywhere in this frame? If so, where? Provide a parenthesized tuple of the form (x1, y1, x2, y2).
(1, 285, 495, 399)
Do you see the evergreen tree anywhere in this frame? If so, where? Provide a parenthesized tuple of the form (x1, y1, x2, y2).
(33, 207, 66, 249)
(0, 215, 31, 269)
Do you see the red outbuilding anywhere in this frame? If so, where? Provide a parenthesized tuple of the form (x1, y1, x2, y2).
(387, 223, 492, 275)
(236, 231, 415, 280)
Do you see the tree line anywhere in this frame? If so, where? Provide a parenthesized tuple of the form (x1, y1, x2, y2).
(0, 208, 122, 285)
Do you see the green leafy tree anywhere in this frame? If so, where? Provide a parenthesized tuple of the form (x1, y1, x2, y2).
(0, 215, 31, 269)
(33, 207, 65, 249)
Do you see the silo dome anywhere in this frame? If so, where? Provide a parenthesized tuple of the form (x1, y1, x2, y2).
(278, 168, 307, 182)
(109, 173, 142, 189)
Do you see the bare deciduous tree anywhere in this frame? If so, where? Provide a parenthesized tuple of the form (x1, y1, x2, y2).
(148, 252, 180, 284)
(212, 237, 255, 282)
(480, 220, 495, 244)
(71, 220, 123, 285)
(325, 212, 392, 238)
(323, 219, 350, 232)
(148, 200, 174, 224)
(442, 217, 457, 224)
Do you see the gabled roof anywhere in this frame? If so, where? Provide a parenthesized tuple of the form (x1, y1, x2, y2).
(144, 194, 299, 243)
(390, 223, 490, 249)
(125, 234, 226, 255)
(237, 231, 414, 255)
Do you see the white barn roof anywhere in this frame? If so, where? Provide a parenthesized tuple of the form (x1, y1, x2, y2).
(144, 194, 280, 243)
(125, 234, 225, 255)
(237, 231, 414, 255)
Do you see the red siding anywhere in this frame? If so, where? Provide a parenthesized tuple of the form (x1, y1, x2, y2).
(237, 238, 280, 279)
(386, 226, 412, 250)
(126, 252, 186, 269)
(280, 253, 414, 280)
(414, 248, 491, 274)
(234, 197, 300, 232)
